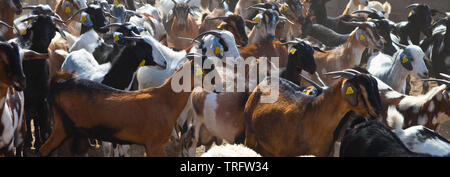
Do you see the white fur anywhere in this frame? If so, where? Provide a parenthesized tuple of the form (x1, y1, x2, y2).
(201, 144, 261, 157)
(367, 45, 428, 93)
(398, 85, 446, 113)
(69, 30, 103, 53)
(388, 106, 450, 156)
(61, 49, 112, 82)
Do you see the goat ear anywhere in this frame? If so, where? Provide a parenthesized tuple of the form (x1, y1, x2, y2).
(399, 52, 413, 71)
(342, 81, 358, 107)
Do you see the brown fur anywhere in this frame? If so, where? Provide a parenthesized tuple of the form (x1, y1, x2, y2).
(39, 61, 203, 157)
(244, 77, 379, 156)
(240, 41, 289, 68)
(55, 0, 83, 36)
(168, 14, 199, 50)
(0, 1, 19, 40)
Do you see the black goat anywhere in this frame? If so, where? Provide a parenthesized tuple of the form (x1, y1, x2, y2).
(420, 13, 450, 78)
(308, 0, 364, 34)
(17, 14, 67, 153)
(340, 116, 431, 157)
(394, 3, 441, 45)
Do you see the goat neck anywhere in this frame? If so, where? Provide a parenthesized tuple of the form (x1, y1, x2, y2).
(384, 53, 411, 92)
(342, 29, 366, 67)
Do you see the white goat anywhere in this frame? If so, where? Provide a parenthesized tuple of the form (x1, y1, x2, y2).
(201, 144, 262, 157)
(387, 106, 450, 157)
(129, 4, 166, 41)
(367, 45, 428, 93)
(60, 49, 112, 83)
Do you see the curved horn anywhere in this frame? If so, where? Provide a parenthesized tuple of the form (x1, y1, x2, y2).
(248, 6, 268, 12)
(192, 30, 222, 43)
(100, 23, 125, 29)
(324, 70, 356, 80)
(299, 73, 323, 93)
(0, 21, 14, 29)
(51, 16, 67, 26)
(172, 0, 178, 5)
(178, 37, 200, 44)
(279, 15, 294, 24)
(246, 3, 267, 10)
(278, 41, 298, 45)
(20, 15, 39, 23)
(65, 7, 88, 23)
(406, 3, 420, 9)
(422, 79, 450, 86)
(125, 10, 142, 18)
(206, 16, 228, 21)
(440, 73, 450, 80)
(105, 12, 119, 20)
(392, 41, 407, 49)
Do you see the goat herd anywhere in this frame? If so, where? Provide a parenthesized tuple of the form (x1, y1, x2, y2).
(0, 0, 449, 157)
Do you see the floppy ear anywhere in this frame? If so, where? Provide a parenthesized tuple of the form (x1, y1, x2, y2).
(342, 80, 358, 106)
(399, 51, 413, 71)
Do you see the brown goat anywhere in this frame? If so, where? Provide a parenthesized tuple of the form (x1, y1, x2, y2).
(0, 0, 22, 40)
(39, 56, 209, 157)
(54, 0, 87, 36)
(167, 1, 199, 50)
(306, 21, 384, 85)
(240, 40, 288, 68)
(244, 70, 382, 156)
(199, 11, 248, 47)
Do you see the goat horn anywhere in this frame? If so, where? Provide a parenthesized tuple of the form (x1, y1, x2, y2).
(192, 30, 222, 42)
(206, 16, 228, 21)
(171, 0, 177, 5)
(105, 12, 119, 20)
(324, 71, 356, 80)
(65, 7, 88, 23)
(246, 3, 266, 10)
(186, 0, 192, 4)
(51, 16, 67, 25)
(125, 10, 142, 18)
(406, 3, 420, 9)
(20, 15, 39, 23)
(392, 41, 407, 49)
(0, 21, 14, 29)
(248, 6, 268, 12)
(178, 37, 200, 44)
(100, 23, 126, 29)
(278, 41, 298, 45)
(440, 73, 450, 80)
(343, 69, 362, 75)
(315, 72, 327, 87)
(279, 16, 294, 24)
(422, 79, 450, 86)
(299, 74, 323, 93)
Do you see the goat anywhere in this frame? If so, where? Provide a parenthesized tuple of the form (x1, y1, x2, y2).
(62, 33, 167, 90)
(201, 144, 262, 157)
(339, 115, 431, 157)
(420, 13, 450, 79)
(394, 3, 441, 45)
(244, 69, 382, 156)
(183, 39, 320, 157)
(0, 41, 49, 156)
(306, 21, 384, 85)
(246, 5, 291, 44)
(234, 0, 263, 20)
(54, 0, 88, 36)
(367, 45, 428, 93)
(0, 0, 22, 40)
(165, 0, 200, 50)
(307, 0, 362, 34)
(276, 0, 305, 42)
(137, 30, 240, 89)
(199, 10, 248, 46)
(109, 4, 142, 24)
(376, 73, 450, 131)
(387, 106, 450, 157)
(39, 53, 210, 157)
(13, 14, 68, 153)
(128, 4, 166, 42)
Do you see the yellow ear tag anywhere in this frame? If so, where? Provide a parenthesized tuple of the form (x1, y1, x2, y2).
(258, 0, 262, 3)
(283, 6, 288, 12)
(215, 46, 222, 55)
(366, 17, 372, 21)
(81, 15, 87, 23)
(217, 23, 223, 29)
(22, 28, 27, 35)
(114, 0, 120, 5)
(290, 49, 297, 55)
(448, 93, 450, 101)
(305, 90, 312, 95)
(254, 16, 260, 23)
(65, 6, 71, 14)
(114, 34, 120, 42)
(408, 11, 413, 18)
(195, 68, 203, 76)
(402, 56, 409, 64)
(139, 60, 146, 67)
(359, 34, 365, 41)
(346, 87, 354, 95)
